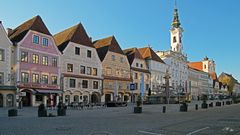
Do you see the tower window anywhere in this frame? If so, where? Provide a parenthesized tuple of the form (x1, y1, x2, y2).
(173, 36, 177, 43)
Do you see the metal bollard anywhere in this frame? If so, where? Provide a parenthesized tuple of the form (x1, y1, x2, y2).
(163, 106, 166, 113)
(195, 104, 198, 110)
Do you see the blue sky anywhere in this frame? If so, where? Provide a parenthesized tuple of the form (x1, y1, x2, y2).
(0, 0, 239, 81)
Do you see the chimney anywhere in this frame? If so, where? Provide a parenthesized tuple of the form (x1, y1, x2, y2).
(7, 28, 13, 36)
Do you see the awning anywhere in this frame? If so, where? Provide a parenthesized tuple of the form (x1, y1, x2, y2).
(35, 89, 63, 94)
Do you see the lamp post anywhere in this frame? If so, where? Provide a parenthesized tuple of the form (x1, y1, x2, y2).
(163, 70, 171, 104)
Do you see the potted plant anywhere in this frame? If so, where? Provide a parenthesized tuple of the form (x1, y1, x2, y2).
(38, 103, 47, 117)
(57, 102, 66, 116)
(201, 94, 208, 109)
(180, 101, 188, 112)
(134, 96, 142, 113)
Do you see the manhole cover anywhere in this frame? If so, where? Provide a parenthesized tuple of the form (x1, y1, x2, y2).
(90, 131, 110, 135)
(56, 126, 71, 131)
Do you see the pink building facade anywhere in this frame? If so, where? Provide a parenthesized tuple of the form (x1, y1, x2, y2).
(9, 16, 61, 107)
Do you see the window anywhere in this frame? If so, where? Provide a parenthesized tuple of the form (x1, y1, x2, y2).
(75, 47, 80, 55)
(32, 54, 39, 64)
(204, 65, 207, 69)
(0, 72, 4, 85)
(135, 73, 138, 79)
(69, 79, 76, 88)
(136, 63, 139, 67)
(21, 72, 29, 83)
(112, 55, 115, 61)
(32, 74, 39, 83)
(92, 68, 97, 76)
(33, 35, 39, 44)
(93, 81, 98, 89)
(67, 64, 73, 72)
(74, 95, 79, 102)
(42, 75, 48, 84)
(87, 67, 91, 75)
(87, 50, 91, 58)
(52, 58, 57, 67)
(82, 80, 88, 88)
(21, 52, 28, 62)
(51, 76, 57, 85)
(106, 67, 112, 75)
(80, 65, 85, 74)
(173, 36, 176, 43)
(120, 57, 124, 63)
(42, 38, 48, 46)
(179, 37, 182, 43)
(42, 56, 48, 66)
(135, 83, 138, 89)
(35, 95, 43, 101)
(0, 49, 4, 61)
(140, 64, 143, 68)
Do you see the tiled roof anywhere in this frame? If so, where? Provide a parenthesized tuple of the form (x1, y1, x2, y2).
(54, 23, 93, 52)
(138, 47, 165, 63)
(123, 48, 144, 65)
(209, 72, 218, 81)
(9, 15, 51, 42)
(188, 62, 203, 71)
(93, 36, 124, 61)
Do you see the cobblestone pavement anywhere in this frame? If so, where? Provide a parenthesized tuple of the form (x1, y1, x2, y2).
(0, 100, 239, 135)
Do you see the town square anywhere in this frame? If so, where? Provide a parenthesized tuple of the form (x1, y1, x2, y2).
(0, 0, 240, 134)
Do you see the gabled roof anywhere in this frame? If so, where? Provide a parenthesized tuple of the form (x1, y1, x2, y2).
(54, 23, 93, 52)
(209, 72, 218, 81)
(93, 36, 124, 61)
(188, 62, 203, 71)
(138, 47, 165, 64)
(9, 15, 51, 42)
(123, 48, 144, 65)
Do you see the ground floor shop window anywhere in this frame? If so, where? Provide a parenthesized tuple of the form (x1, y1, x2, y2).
(6, 94, 14, 107)
(74, 95, 79, 102)
(35, 94, 43, 101)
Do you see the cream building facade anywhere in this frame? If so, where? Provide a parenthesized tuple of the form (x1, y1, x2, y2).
(124, 48, 151, 101)
(54, 23, 103, 105)
(94, 36, 131, 102)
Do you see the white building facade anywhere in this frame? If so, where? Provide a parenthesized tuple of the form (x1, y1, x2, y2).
(156, 7, 188, 95)
(0, 21, 16, 107)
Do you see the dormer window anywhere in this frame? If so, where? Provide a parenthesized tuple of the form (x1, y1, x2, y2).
(42, 38, 48, 46)
(112, 55, 116, 61)
(33, 35, 39, 44)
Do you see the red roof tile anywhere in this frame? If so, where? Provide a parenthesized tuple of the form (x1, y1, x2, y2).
(9, 15, 51, 42)
(188, 62, 203, 71)
(138, 47, 165, 63)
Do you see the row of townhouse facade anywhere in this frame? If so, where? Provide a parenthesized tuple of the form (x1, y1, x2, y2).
(0, 7, 238, 107)
(0, 15, 168, 107)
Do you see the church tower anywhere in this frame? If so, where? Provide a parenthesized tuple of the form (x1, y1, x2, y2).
(170, 2, 183, 53)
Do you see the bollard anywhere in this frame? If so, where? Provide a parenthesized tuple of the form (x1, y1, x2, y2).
(195, 104, 198, 110)
(163, 106, 166, 113)
(223, 101, 224, 106)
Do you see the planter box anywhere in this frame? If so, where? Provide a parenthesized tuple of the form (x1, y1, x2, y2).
(226, 101, 231, 105)
(57, 109, 66, 116)
(209, 103, 213, 107)
(216, 102, 221, 106)
(180, 103, 188, 112)
(134, 107, 142, 113)
(8, 109, 18, 117)
(38, 110, 47, 117)
(201, 103, 208, 109)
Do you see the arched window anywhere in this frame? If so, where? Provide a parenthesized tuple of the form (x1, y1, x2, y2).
(173, 36, 177, 43)
(74, 95, 79, 102)
(6, 94, 14, 107)
(65, 95, 70, 105)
